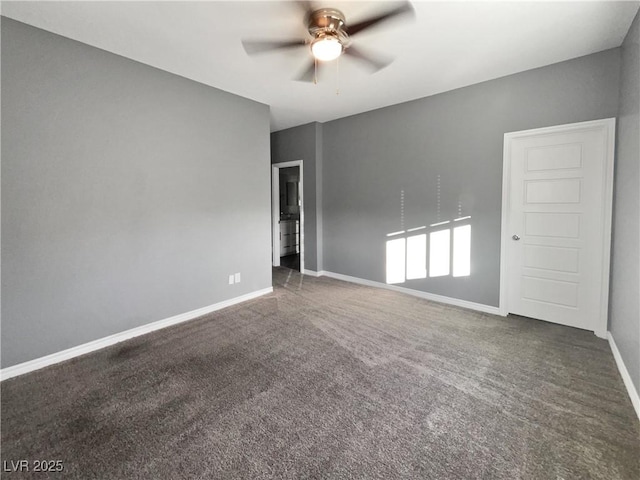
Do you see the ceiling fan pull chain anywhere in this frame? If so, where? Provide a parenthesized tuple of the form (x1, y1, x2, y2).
(314, 57, 318, 85)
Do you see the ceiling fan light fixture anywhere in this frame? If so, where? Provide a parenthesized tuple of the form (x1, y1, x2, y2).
(311, 35, 343, 62)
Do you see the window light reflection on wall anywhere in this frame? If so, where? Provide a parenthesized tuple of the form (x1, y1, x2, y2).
(406, 234, 427, 280)
(429, 229, 450, 277)
(386, 237, 406, 284)
(453, 225, 471, 277)
(385, 217, 471, 285)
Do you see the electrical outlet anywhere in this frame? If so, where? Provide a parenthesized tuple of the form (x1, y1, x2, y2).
(234, 272, 241, 283)
(228, 274, 234, 285)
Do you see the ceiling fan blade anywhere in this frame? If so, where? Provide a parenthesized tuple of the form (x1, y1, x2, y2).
(344, 46, 392, 73)
(242, 39, 307, 55)
(295, 60, 318, 83)
(346, 2, 414, 37)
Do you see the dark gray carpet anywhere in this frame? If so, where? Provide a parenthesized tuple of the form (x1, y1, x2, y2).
(2, 267, 639, 479)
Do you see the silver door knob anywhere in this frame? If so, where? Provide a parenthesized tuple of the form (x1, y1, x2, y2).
(512, 234, 520, 241)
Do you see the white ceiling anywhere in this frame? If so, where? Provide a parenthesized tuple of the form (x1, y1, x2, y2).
(2, 1, 638, 131)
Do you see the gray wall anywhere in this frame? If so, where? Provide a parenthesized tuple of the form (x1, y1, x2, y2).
(1, 18, 272, 368)
(610, 11, 640, 394)
(271, 122, 322, 272)
(321, 49, 621, 307)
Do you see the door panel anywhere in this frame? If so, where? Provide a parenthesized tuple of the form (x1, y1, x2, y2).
(526, 143, 583, 171)
(523, 245, 579, 273)
(505, 120, 614, 333)
(522, 276, 579, 307)
(524, 212, 580, 238)
(525, 178, 581, 204)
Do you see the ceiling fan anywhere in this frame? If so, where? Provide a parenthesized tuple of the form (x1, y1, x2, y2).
(242, 1, 414, 83)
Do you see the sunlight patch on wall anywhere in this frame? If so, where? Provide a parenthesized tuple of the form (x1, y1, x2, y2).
(386, 218, 472, 285)
(406, 234, 427, 280)
(453, 225, 471, 277)
(386, 238, 406, 284)
(429, 229, 450, 277)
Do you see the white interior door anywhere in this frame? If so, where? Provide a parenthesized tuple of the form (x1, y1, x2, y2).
(501, 119, 615, 337)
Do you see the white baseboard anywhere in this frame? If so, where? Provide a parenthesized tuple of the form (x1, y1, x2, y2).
(302, 269, 320, 277)
(0, 287, 273, 381)
(607, 332, 640, 421)
(319, 270, 501, 315)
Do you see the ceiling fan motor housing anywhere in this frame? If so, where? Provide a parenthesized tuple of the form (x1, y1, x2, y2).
(308, 8, 349, 46)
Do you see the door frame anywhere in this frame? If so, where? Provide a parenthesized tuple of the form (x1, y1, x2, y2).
(498, 118, 616, 338)
(271, 160, 304, 272)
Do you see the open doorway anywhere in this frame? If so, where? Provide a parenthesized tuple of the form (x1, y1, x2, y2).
(272, 160, 304, 272)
